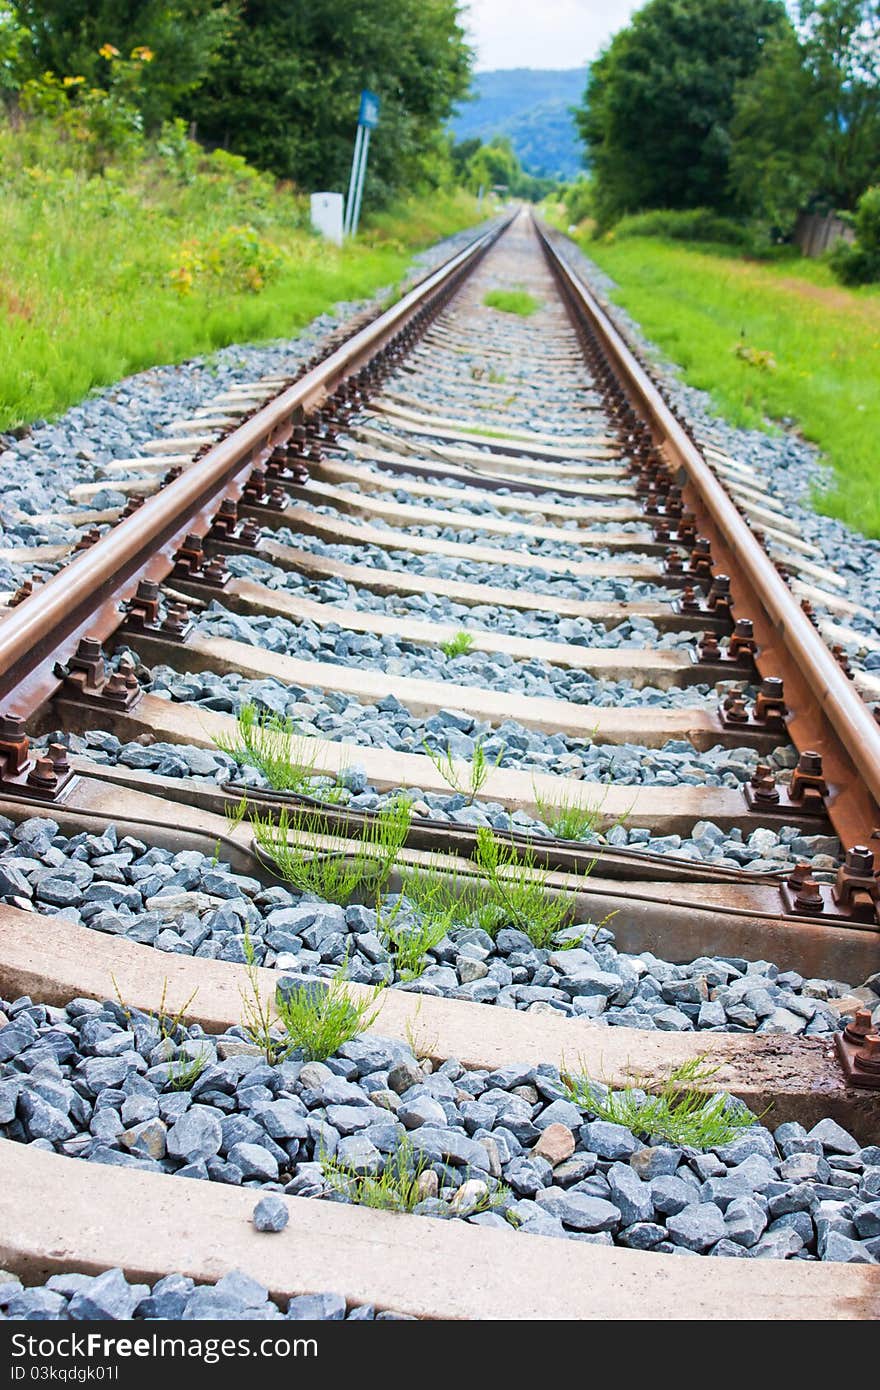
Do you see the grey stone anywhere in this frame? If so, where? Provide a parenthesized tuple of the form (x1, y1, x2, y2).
(535, 1188, 621, 1232)
(166, 1105, 223, 1163)
(253, 1195, 289, 1232)
(287, 1293, 346, 1320)
(666, 1202, 726, 1251)
(723, 1196, 768, 1248)
(227, 1142, 279, 1181)
(580, 1120, 637, 1161)
(607, 1161, 654, 1225)
(821, 1231, 877, 1263)
(68, 1269, 146, 1320)
(808, 1118, 860, 1155)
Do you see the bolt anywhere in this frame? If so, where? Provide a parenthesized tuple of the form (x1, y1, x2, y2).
(792, 876, 824, 913)
(786, 861, 812, 889)
(845, 1008, 874, 1043)
(854, 1033, 880, 1075)
(27, 757, 57, 789)
(48, 743, 70, 775)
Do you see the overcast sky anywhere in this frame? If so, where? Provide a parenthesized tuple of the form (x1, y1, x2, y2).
(465, 0, 641, 71)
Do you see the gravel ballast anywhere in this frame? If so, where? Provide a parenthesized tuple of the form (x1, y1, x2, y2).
(1, 988, 878, 1266)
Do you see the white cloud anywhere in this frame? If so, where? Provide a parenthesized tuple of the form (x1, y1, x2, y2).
(464, 0, 641, 71)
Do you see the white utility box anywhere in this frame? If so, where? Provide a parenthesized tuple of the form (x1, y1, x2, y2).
(310, 192, 344, 246)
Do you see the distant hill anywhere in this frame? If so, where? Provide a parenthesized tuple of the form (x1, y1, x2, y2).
(450, 68, 586, 182)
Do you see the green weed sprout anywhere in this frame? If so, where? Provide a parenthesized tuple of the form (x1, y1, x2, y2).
(562, 1056, 759, 1150)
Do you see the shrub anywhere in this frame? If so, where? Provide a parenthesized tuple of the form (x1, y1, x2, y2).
(609, 208, 753, 248)
(829, 187, 880, 286)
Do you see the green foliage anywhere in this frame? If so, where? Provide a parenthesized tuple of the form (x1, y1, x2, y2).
(251, 796, 412, 904)
(377, 893, 450, 980)
(239, 927, 384, 1062)
(276, 973, 385, 1062)
(0, 97, 483, 432)
(423, 735, 504, 805)
(472, 826, 573, 948)
(320, 1135, 429, 1211)
(214, 703, 323, 793)
(611, 208, 753, 248)
(483, 289, 540, 316)
(562, 1056, 758, 1149)
(11, 0, 236, 129)
(583, 230, 880, 537)
(578, 0, 787, 227)
(167, 1050, 210, 1090)
(189, 0, 472, 205)
(458, 134, 554, 201)
(533, 784, 603, 842)
(439, 629, 474, 659)
(830, 185, 880, 284)
(562, 175, 593, 227)
(730, 2, 880, 228)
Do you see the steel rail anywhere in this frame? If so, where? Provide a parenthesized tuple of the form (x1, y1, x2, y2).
(0, 216, 513, 715)
(536, 217, 880, 850)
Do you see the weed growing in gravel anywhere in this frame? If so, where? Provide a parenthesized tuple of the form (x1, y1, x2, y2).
(533, 783, 604, 842)
(320, 1135, 429, 1212)
(483, 289, 540, 316)
(423, 735, 504, 805)
(276, 973, 385, 1062)
(214, 703, 318, 792)
(111, 975, 198, 1043)
(561, 1056, 758, 1150)
(394, 831, 576, 951)
(377, 889, 453, 980)
(473, 827, 574, 948)
(251, 796, 412, 904)
(440, 630, 474, 659)
(167, 1051, 210, 1091)
(239, 929, 289, 1065)
(239, 929, 384, 1063)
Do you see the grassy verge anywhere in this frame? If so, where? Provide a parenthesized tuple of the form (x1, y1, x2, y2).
(0, 115, 485, 432)
(567, 230, 880, 538)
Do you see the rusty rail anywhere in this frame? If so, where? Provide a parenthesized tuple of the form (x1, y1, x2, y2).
(0, 216, 512, 716)
(536, 218, 880, 853)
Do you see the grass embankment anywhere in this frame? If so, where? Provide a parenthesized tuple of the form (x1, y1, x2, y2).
(0, 116, 486, 432)
(568, 231, 880, 538)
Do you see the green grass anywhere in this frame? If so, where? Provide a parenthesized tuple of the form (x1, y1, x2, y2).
(320, 1135, 430, 1211)
(533, 781, 605, 842)
(275, 973, 385, 1063)
(251, 796, 412, 904)
(423, 734, 504, 806)
(577, 232, 880, 537)
(0, 112, 485, 431)
(483, 289, 540, 316)
(439, 630, 474, 659)
(238, 927, 384, 1063)
(562, 1056, 758, 1149)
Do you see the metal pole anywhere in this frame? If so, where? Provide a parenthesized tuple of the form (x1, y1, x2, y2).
(350, 126, 371, 238)
(344, 123, 364, 236)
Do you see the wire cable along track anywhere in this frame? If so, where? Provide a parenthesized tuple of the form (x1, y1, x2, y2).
(0, 210, 879, 1321)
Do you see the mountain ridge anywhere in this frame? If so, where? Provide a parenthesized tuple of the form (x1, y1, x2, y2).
(450, 67, 586, 181)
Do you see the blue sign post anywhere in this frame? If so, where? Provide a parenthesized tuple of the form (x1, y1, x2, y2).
(344, 89, 380, 238)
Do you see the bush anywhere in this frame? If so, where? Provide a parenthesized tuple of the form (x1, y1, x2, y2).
(609, 207, 753, 248)
(563, 176, 593, 226)
(829, 186, 880, 286)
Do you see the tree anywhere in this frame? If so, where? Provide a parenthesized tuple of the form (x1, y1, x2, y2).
(11, 0, 236, 128)
(576, 0, 787, 226)
(730, 1, 880, 224)
(189, 0, 472, 204)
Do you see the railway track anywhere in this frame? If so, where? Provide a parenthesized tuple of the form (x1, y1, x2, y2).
(1, 208, 879, 1322)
